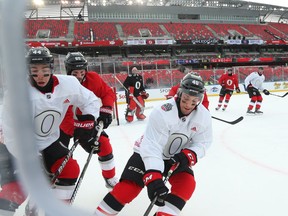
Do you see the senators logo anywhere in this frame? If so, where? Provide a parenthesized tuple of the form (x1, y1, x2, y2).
(282, 82, 288, 89)
(274, 82, 281, 89)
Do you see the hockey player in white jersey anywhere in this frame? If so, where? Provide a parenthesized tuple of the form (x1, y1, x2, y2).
(244, 66, 270, 114)
(94, 73, 213, 216)
(1, 46, 101, 216)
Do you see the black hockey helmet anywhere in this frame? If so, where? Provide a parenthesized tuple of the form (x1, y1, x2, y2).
(177, 73, 205, 99)
(26, 46, 54, 70)
(64, 52, 88, 75)
(227, 68, 233, 74)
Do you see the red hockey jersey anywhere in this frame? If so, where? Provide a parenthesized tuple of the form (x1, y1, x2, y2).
(60, 72, 115, 136)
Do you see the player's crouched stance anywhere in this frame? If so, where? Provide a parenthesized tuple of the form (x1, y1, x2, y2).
(2, 47, 100, 216)
(94, 74, 213, 216)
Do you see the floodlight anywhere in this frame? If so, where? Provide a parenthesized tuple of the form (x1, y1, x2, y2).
(33, 0, 44, 6)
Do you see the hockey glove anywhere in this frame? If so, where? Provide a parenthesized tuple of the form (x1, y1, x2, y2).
(97, 106, 113, 129)
(263, 89, 270, 95)
(74, 114, 99, 154)
(169, 149, 197, 168)
(140, 91, 149, 99)
(236, 87, 241, 93)
(247, 85, 258, 94)
(143, 170, 168, 206)
(165, 95, 173, 100)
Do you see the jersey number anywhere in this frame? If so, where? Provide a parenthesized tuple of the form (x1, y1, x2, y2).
(135, 81, 141, 90)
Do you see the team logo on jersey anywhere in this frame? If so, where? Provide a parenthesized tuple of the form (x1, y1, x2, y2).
(191, 126, 197, 132)
(63, 98, 70, 103)
(46, 93, 51, 99)
(161, 103, 173, 111)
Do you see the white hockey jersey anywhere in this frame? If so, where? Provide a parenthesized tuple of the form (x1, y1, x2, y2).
(3, 75, 100, 156)
(244, 72, 265, 91)
(134, 98, 213, 172)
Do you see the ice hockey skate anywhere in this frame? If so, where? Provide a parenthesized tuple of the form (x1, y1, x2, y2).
(246, 109, 255, 115)
(254, 109, 263, 115)
(104, 176, 119, 189)
(24, 203, 39, 216)
(137, 113, 146, 120)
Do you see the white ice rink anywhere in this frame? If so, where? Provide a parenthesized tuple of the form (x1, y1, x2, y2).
(15, 93, 288, 216)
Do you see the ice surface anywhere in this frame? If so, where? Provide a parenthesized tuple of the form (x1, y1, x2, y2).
(15, 93, 288, 216)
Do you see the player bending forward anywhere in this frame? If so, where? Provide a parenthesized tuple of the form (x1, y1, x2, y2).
(165, 72, 210, 110)
(60, 52, 118, 189)
(94, 73, 213, 216)
(123, 67, 149, 122)
(2, 47, 100, 216)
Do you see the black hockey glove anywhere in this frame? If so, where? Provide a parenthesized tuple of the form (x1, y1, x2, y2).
(143, 170, 168, 206)
(74, 114, 99, 154)
(169, 149, 197, 169)
(97, 106, 113, 129)
(247, 85, 258, 94)
(263, 89, 270, 95)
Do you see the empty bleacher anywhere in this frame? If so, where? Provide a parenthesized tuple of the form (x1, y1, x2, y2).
(119, 22, 166, 37)
(25, 19, 69, 39)
(74, 22, 118, 41)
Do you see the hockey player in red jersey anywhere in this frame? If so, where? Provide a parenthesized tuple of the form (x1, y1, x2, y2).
(215, 68, 240, 111)
(94, 73, 213, 216)
(123, 67, 149, 122)
(2, 47, 100, 216)
(60, 52, 118, 189)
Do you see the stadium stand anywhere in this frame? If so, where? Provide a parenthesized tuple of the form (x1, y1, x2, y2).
(25, 19, 69, 38)
(119, 22, 165, 37)
(74, 22, 118, 41)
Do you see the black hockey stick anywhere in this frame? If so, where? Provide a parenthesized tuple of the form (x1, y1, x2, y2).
(51, 139, 80, 184)
(212, 116, 244, 125)
(69, 121, 104, 204)
(269, 92, 288, 98)
(114, 76, 153, 110)
(143, 163, 179, 216)
(25, 139, 80, 214)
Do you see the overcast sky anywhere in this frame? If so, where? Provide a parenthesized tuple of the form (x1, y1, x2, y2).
(247, 0, 288, 8)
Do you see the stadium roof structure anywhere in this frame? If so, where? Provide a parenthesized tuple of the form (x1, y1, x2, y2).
(27, 0, 288, 8)
(25, 0, 288, 22)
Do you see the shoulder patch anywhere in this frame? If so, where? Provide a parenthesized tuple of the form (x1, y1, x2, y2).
(161, 103, 173, 111)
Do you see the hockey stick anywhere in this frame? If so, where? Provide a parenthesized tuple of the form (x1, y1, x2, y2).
(143, 163, 179, 216)
(51, 139, 80, 184)
(114, 76, 153, 110)
(25, 139, 80, 214)
(243, 88, 288, 98)
(69, 121, 104, 204)
(212, 116, 244, 125)
(113, 86, 120, 126)
(269, 92, 288, 98)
